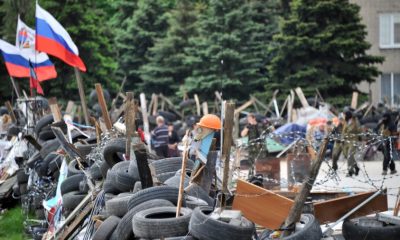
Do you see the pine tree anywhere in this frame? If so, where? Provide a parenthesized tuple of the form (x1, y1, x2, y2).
(268, 0, 384, 105)
(183, 0, 277, 100)
(115, 0, 170, 92)
(138, 0, 198, 96)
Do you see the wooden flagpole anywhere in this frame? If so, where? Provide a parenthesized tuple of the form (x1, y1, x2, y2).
(74, 67, 90, 126)
(9, 77, 21, 98)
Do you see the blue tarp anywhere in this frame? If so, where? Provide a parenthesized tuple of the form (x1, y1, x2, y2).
(273, 123, 307, 145)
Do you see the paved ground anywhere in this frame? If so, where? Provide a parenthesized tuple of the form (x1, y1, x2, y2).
(279, 152, 399, 209)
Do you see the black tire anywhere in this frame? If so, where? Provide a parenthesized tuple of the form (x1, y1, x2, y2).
(27, 152, 42, 169)
(342, 216, 400, 240)
(165, 236, 196, 240)
(127, 186, 183, 210)
(115, 199, 174, 240)
(100, 160, 110, 178)
(156, 172, 177, 183)
(75, 143, 96, 158)
(260, 214, 322, 240)
(103, 138, 126, 167)
(89, 164, 103, 180)
(61, 174, 85, 195)
(19, 183, 28, 195)
(111, 161, 139, 192)
(150, 157, 193, 175)
(62, 191, 86, 210)
(39, 139, 60, 159)
(165, 175, 190, 188)
(17, 169, 29, 184)
(48, 155, 63, 174)
(7, 125, 21, 136)
(34, 114, 54, 135)
(79, 179, 89, 193)
(37, 152, 59, 177)
(67, 159, 89, 176)
(105, 195, 132, 217)
(186, 184, 214, 206)
(12, 184, 21, 196)
(132, 207, 192, 238)
(103, 179, 120, 195)
(185, 195, 209, 209)
(92, 216, 121, 240)
(189, 206, 254, 240)
(179, 99, 196, 109)
(38, 129, 55, 141)
(133, 181, 142, 193)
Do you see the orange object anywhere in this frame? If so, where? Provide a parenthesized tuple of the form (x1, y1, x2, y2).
(197, 114, 221, 130)
(232, 179, 294, 229)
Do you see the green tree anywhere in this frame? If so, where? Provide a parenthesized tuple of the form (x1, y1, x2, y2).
(183, 0, 277, 100)
(115, 0, 170, 92)
(138, 0, 198, 95)
(268, 0, 384, 105)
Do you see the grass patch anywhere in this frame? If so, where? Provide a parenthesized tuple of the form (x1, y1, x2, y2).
(0, 206, 24, 240)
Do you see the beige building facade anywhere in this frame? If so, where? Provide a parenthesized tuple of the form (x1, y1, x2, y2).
(351, 0, 400, 106)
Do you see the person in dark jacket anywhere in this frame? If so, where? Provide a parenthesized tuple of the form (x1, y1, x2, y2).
(241, 113, 261, 176)
(377, 112, 397, 175)
(151, 116, 169, 158)
(168, 123, 180, 157)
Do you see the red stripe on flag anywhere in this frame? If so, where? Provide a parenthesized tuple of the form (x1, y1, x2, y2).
(5, 62, 57, 81)
(36, 35, 86, 72)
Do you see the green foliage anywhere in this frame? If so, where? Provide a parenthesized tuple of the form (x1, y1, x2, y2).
(267, 0, 384, 105)
(0, 207, 24, 240)
(138, 0, 198, 96)
(183, 0, 279, 100)
(114, 0, 170, 92)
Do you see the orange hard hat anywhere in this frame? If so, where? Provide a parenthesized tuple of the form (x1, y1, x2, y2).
(197, 114, 221, 130)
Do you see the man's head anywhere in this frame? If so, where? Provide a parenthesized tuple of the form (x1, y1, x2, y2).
(247, 113, 257, 125)
(156, 116, 165, 126)
(168, 123, 174, 132)
(344, 111, 353, 121)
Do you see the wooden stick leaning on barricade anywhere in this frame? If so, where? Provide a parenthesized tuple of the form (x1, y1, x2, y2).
(176, 130, 190, 217)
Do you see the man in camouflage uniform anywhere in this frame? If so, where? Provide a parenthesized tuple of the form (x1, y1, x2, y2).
(241, 113, 261, 176)
(378, 112, 397, 175)
(332, 111, 360, 176)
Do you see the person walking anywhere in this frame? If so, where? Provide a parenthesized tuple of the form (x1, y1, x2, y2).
(377, 112, 397, 175)
(241, 113, 261, 176)
(151, 116, 169, 158)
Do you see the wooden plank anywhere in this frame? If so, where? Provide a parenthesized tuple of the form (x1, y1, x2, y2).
(202, 102, 208, 115)
(315, 88, 325, 102)
(215, 91, 222, 102)
(281, 135, 330, 236)
(221, 102, 235, 207)
(233, 180, 294, 229)
(148, 93, 155, 116)
(152, 94, 158, 116)
(280, 96, 289, 118)
(48, 97, 62, 122)
(125, 92, 136, 160)
(51, 127, 84, 160)
(176, 131, 190, 217)
(9, 77, 21, 98)
(393, 188, 400, 216)
(74, 68, 90, 126)
(140, 93, 151, 151)
(314, 191, 388, 224)
(5, 101, 17, 123)
(354, 102, 369, 114)
(65, 101, 75, 114)
(295, 87, 309, 108)
(251, 96, 268, 111)
(58, 202, 93, 240)
(194, 94, 201, 116)
(234, 99, 255, 115)
(351, 92, 358, 109)
(95, 83, 112, 130)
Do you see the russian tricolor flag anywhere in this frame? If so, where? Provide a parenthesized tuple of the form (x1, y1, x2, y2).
(35, 3, 86, 72)
(0, 39, 57, 81)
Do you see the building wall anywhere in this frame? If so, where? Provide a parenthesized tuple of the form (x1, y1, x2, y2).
(350, 0, 400, 105)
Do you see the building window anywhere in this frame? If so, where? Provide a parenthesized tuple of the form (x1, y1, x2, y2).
(381, 73, 400, 106)
(379, 13, 400, 49)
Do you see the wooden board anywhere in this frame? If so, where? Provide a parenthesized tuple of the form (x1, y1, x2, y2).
(232, 179, 293, 229)
(58, 202, 93, 240)
(351, 92, 358, 109)
(95, 83, 112, 130)
(314, 191, 388, 224)
(295, 87, 310, 108)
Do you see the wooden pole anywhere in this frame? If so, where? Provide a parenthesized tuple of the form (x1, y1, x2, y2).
(5, 101, 17, 123)
(152, 94, 158, 116)
(194, 94, 201, 116)
(202, 102, 209, 115)
(95, 83, 112, 130)
(140, 93, 151, 151)
(125, 92, 136, 160)
(176, 131, 190, 217)
(74, 67, 90, 126)
(351, 92, 359, 109)
(221, 101, 235, 208)
(48, 97, 62, 122)
(281, 135, 330, 236)
(9, 77, 21, 98)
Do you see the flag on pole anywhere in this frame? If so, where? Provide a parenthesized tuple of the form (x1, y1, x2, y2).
(0, 39, 56, 81)
(29, 60, 44, 95)
(35, 3, 86, 72)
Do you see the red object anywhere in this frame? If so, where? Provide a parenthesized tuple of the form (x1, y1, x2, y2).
(138, 128, 145, 142)
(29, 60, 44, 95)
